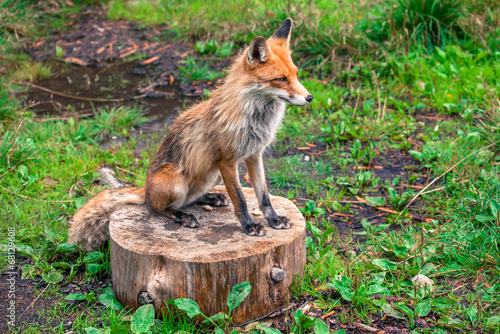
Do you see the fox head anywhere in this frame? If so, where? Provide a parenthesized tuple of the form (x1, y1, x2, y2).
(243, 18, 313, 107)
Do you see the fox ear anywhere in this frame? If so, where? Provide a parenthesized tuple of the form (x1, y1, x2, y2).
(272, 17, 292, 46)
(247, 36, 270, 65)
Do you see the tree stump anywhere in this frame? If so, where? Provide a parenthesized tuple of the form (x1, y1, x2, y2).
(109, 185, 306, 324)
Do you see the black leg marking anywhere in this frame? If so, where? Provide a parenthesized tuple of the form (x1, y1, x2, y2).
(262, 192, 293, 229)
(163, 208, 200, 228)
(235, 182, 266, 236)
(196, 193, 229, 207)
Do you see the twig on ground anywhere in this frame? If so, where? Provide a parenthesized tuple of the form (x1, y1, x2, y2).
(36, 112, 95, 122)
(354, 322, 380, 333)
(27, 82, 126, 102)
(394, 139, 500, 224)
(18, 282, 52, 320)
(115, 166, 142, 178)
(0, 184, 75, 203)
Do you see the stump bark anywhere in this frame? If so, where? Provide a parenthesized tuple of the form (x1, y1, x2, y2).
(109, 185, 306, 324)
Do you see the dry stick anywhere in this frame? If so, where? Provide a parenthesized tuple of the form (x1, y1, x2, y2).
(28, 82, 126, 102)
(0, 184, 75, 203)
(36, 112, 95, 122)
(115, 166, 142, 178)
(17, 282, 52, 320)
(394, 139, 500, 224)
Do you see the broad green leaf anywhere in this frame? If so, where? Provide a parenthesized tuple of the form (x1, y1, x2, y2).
(99, 293, 124, 311)
(44, 225, 56, 241)
(202, 312, 228, 325)
(57, 243, 79, 252)
(328, 277, 354, 302)
(382, 303, 405, 319)
(53, 261, 72, 269)
(84, 251, 105, 263)
(21, 264, 38, 279)
(306, 200, 316, 212)
(331, 330, 346, 334)
(415, 300, 432, 317)
(367, 284, 389, 296)
(396, 304, 414, 321)
(65, 293, 87, 301)
(87, 263, 100, 274)
(293, 309, 304, 323)
(172, 298, 202, 318)
(306, 221, 321, 238)
(435, 47, 446, 59)
(486, 315, 500, 327)
(227, 281, 251, 311)
(16, 244, 34, 256)
(75, 197, 87, 209)
(392, 176, 400, 187)
(256, 325, 281, 334)
(475, 214, 494, 223)
(375, 224, 390, 233)
(408, 150, 424, 161)
(432, 297, 454, 310)
(131, 304, 155, 334)
(386, 187, 398, 200)
(56, 45, 66, 58)
(365, 196, 386, 207)
(103, 285, 114, 295)
(361, 218, 371, 231)
(490, 199, 500, 218)
(213, 329, 225, 334)
(393, 244, 408, 259)
(370, 272, 386, 285)
(314, 318, 330, 334)
(85, 328, 105, 334)
(465, 306, 477, 324)
(42, 268, 64, 284)
(371, 258, 397, 271)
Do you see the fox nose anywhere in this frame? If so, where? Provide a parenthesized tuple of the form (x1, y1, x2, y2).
(306, 95, 314, 103)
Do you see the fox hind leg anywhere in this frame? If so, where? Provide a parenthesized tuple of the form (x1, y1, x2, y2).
(146, 163, 200, 228)
(196, 193, 229, 207)
(162, 207, 200, 228)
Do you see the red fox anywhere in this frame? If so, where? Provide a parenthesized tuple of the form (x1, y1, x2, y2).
(68, 18, 313, 251)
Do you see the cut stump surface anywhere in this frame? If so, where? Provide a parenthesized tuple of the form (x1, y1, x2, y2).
(109, 185, 306, 323)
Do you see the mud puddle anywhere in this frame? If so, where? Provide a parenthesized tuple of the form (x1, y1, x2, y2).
(25, 61, 199, 129)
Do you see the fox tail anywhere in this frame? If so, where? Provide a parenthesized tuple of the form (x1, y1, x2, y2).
(68, 187, 146, 251)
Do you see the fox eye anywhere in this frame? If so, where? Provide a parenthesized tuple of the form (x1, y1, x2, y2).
(274, 77, 287, 83)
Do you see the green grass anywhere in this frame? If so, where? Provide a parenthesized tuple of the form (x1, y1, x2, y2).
(1, 0, 500, 332)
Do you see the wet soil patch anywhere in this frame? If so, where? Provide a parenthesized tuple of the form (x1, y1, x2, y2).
(25, 6, 232, 127)
(25, 60, 197, 127)
(0, 267, 60, 332)
(0, 261, 114, 333)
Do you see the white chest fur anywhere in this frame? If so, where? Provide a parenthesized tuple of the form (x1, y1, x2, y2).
(235, 93, 285, 159)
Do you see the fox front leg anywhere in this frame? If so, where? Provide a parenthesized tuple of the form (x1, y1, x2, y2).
(245, 153, 292, 229)
(218, 160, 266, 236)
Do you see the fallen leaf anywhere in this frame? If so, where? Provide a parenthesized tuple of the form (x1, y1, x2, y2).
(63, 57, 87, 66)
(141, 56, 159, 65)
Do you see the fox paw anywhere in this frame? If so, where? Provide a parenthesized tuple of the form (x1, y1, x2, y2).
(244, 222, 266, 236)
(179, 213, 200, 228)
(200, 193, 229, 207)
(267, 215, 293, 229)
